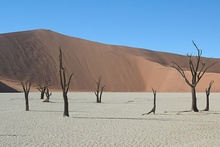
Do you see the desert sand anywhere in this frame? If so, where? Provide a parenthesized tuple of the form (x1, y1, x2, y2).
(1, 92, 220, 146)
(0, 29, 220, 92)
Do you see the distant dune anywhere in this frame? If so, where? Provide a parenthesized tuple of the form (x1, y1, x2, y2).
(0, 29, 220, 92)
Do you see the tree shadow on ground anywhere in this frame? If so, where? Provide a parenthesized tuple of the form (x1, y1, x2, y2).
(30, 110, 79, 113)
(164, 110, 220, 115)
(71, 116, 171, 121)
(0, 134, 26, 137)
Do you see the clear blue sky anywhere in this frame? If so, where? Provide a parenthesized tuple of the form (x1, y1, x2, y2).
(1, 0, 220, 58)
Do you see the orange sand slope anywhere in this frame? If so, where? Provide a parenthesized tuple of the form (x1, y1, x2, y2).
(0, 29, 219, 92)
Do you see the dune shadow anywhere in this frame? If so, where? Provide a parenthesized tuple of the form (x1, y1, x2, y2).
(0, 82, 19, 93)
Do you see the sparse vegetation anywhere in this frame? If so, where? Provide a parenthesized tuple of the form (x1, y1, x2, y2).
(142, 88, 157, 115)
(37, 81, 50, 99)
(43, 88, 52, 102)
(59, 47, 73, 117)
(94, 76, 105, 103)
(171, 41, 217, 112)
(204, 80, 214, 111)
(21, 80, 32, 111)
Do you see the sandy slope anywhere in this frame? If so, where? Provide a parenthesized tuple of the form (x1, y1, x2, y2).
(0, 29, 220, 92)
(1, 92, 220, 146)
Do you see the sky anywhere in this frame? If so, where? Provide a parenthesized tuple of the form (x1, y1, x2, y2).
(1, 0, 220, 58)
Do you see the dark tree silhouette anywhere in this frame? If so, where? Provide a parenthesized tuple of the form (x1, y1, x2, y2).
(94, 76, 105, 103)
(204, 80, 214, 111)
(21, 81, 32, 111)
(171, 41, 217, 112)
(43, 88, 52, 102)
(59, 47, 73, 117)
(37, 81, 49, 99)
(143, 88, 157, 115)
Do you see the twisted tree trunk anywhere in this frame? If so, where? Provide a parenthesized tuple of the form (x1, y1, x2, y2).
(59, 47, 73, 117)
(43, 88, 52, 102)
(94, 76, 105, 103)
(37, 82, 49, 99)
(21, 81, 31, 111)
(204, 81, 214, 111)
(63, 93, 69, 116)
(191, 86, 199, 112)
(142, 88, 157, 115)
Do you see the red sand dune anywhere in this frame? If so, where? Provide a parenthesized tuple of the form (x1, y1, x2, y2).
(0, 29, 220, 92)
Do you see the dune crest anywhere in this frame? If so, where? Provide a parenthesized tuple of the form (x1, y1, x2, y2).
(0, 29, 220, 92)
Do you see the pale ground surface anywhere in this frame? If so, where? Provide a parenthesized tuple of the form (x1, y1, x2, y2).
(1, 92, 220, 147)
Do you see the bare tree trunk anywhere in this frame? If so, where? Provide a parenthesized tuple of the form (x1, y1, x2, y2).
(25, 93, 29, 111)
(43, 88, 52, 102)
(99, 86, 105, 103)
(37, 82, 49, 99)
(40, 91, 45, 99)
(95, 87, 100, 103)
(37, 87, 46, 99)
(94, 76, 105, 103)
(204, 81, 214, 111)
(59, 47, 73, 117)
(21, 81, 31, 111)
(191, 87, 199, 112)
(63, 93, 69, 116)
(142, 89, 157, 115)
(204, 95, 209, 111)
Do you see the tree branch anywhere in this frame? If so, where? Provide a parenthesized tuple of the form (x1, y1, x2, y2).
(171, 62, 191, 86)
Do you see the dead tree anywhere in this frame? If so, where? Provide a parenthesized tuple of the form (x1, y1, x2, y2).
(171, 41, 217, 112)
(37, 81, 49, 99)
(59, 47, 73, 117)
(142, 88, 157, 115)
(21, 81, 32, 111)
(94, 76, 105, 103)
(204, 80, 214, 111)
(43, 88, 52, 102)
